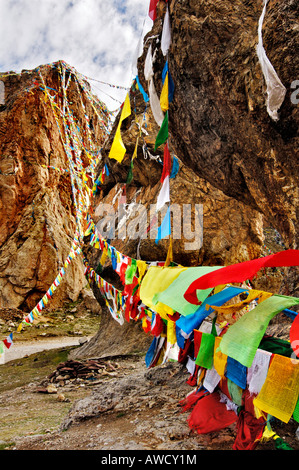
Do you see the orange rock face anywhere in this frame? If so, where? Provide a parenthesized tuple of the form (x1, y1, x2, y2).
(0, 62, 109, 311)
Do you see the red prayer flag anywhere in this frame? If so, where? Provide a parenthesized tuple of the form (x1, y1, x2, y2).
(161, 142, 171, 182)
(148, 0, 159, 21)
(184, 249, 299, 305)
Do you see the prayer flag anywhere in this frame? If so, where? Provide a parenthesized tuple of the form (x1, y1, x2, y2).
(154, 111, 168, 150)
(170, 156, 179, 179)
(155, 205, 171, 243)
(219, 294, 299, 368)
(148, 0, 159, 21)
(161, 7, 171, 56)
(156, 142, 171, 211)
(156, 176, 170, 211)
(162, 61, 174, 103)
(144, 44, 154, 81)
(256, 0, 286, 121)
(160, 72, 169, 112)
(184, 250, 299, 304)
(253, 354, 299, 423)
(149, 78, 164, 127)
(290, 313, 299, 358)
(161, 142, 171, 182)
(3, 333, 13, 349)
(108, 93, 131, 163)
(135, 75, 149, 103)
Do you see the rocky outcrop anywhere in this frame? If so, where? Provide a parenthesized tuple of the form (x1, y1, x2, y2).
(0, 62, 109, 311)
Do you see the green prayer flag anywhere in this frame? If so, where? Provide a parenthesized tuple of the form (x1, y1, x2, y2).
(219, 294, 299, 368)
(125, 259, 137, 285)
(195, 332, 215, 370)
(154, 111, 168, 151)
(126, 159, 134, 185)
(153, 266, 221, 316)
(293, 397, 299, 423)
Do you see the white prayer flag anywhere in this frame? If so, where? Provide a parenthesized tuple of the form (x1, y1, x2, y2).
(257, 0, 286, 121)
(161, 7, 172, 56)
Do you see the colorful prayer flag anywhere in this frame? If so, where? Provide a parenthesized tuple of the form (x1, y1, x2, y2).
(184, 249, 299, 304)
(160, 72, 169, 112)
(3, 333, 13, 349)
(161, 6, 171, 56)
(148, 0, 159, 21)
(108, 93, 131, 163)
(154, 111, 168, 151)
(155, 205, 171, 244)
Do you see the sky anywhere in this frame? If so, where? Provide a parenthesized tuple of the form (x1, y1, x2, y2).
(0, 0, 153, 110)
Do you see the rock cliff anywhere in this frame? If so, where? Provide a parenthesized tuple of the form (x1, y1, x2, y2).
(0, 62, 109, 311)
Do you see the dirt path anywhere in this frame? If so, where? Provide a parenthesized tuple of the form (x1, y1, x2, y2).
(1, 337, 91, 364)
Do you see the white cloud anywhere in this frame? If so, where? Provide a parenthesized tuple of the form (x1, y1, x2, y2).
(0, 0, 153, 109)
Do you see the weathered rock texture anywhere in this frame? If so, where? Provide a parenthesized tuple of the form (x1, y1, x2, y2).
(0, 63, 108, 311)
(145, 0, 299, 248)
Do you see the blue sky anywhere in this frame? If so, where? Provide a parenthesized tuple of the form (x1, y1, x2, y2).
(0, 0, 152, 109)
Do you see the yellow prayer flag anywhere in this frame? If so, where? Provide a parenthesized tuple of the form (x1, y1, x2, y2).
(213, 337, 228, 377)
(100, 247, 108, 266)
(108, 93, 131, 163)
(164, 237, 173, 267)
(167, 319, 177, 345)
(139, 266, 187, 320)
(207, 289, 272, 316)
(137, 260, 147, 282)
(253, 354, 299, 423)
(160, 72, 169, 112)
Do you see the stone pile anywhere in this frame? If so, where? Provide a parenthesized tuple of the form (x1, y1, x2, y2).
(47, 359, 120, 385)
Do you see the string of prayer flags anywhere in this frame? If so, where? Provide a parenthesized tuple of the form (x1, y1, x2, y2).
(93, 164, 109, 194)
(256, 0, 286, 121)
(108, 93, 131, 163)
(184, 249, 299, 304)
